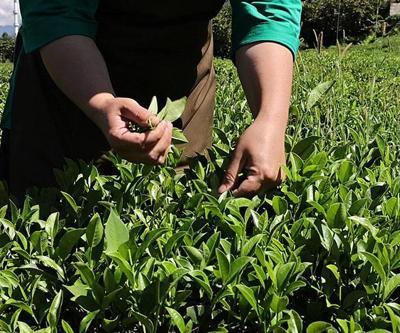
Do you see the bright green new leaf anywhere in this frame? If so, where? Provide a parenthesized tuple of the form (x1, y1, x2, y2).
(56, 228, 86, 259)
(47, 290, 63, 330)
(105, 209, 129, 254)
(236, 284, 259, 314)
(166, 307, 186, 333)
(384, 275, 400, 300)
(360, 251, 386, 282)
(18, 322, 34, 333)
(79, 310, 100, 333)
(158, 97, 187, 122)
(216, 248, 230, 285)
(306, 321, 334, 333)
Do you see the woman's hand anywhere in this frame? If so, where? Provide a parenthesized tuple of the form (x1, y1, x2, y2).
(90, 95, 173, 165)
(218, 120, 285, 197)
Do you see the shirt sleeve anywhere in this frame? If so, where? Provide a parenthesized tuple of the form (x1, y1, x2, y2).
(230, 0, 302, 58)
(19, 0, 100, 53)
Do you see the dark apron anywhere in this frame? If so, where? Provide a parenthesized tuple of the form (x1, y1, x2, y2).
(0, 0, 224, 198)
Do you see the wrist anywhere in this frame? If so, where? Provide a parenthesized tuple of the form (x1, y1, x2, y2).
(86, 93, 115, 129)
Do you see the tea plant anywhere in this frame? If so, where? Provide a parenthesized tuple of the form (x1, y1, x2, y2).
(0, 36, 399, 332)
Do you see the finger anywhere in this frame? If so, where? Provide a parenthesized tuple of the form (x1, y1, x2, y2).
(148, 122, 173, 164)
(120, 98, 160, 128)
(232, 177, 262, 198)
(141, 121, 170, 150)
(218, 149, 245, 194)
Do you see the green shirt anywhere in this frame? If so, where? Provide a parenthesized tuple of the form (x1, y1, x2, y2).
(1, 0, 302, 129)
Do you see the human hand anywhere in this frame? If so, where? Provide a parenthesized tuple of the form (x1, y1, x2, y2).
(218, 120, 285, 198)
(89, 95, 173, 165)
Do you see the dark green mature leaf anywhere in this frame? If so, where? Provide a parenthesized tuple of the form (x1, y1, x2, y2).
(227, 256, 253, 284)
(217, 249, 230, 285)
(326, 203, 347, 228)
(292, 136, 320, 159)
(236, 284, 258, 314)
(105, 209, 129, 254)
(56, 228, 85, 259)
(131, 310, 155, 333)
(47, 290, 63, 329)
(86, 213, 104, 248)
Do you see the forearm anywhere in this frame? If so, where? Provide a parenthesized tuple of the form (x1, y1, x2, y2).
(40, 35, 115, 122)
(235, 42, 294, 139)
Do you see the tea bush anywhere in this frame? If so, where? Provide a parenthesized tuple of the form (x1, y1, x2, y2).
(213, 2, 232, 58)
(0, 36, 400, 332)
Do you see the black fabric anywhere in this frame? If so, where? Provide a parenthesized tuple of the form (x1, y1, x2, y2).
(0, 130, 10, 185)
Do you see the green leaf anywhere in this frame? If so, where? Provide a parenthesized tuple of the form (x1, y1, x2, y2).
(18, 322, 34, 333)
(384, 275, 400, 300)
(172, 128, 189, 144)
(131, 310, 154, 333)
(47, 290, 63, 329)
(166, 307, 185, 333)
(360, 251, 386, 282)
(36, 256, 65, 280)
(61, 191, 79, 214)
(184, 246, 203, 265)
(306, 321, 334, 333)
(292, 136, 320, 160)
(272, 196, 288, 215)
(241, 234, 264, 257)
(105, 209, 129, 254)
(276, 262, 296, 292)
(307, 80, 335, 110)
(86, 213, 104, 248)
(56, 228, 85, 259)
(158, 97, 187, 122)
(62, 320, 74, 333)
(338, 160, 354, 183)
(227, 256, 253, 284)
(236, 284, 258, 314)
(148, 96, 158, 114)
(326, 203, 347, 228)
(79, 310, 100, 333)
(216, 249, 230, 285)
(326, 264, 340, 281)
(270, 293, 288, 313)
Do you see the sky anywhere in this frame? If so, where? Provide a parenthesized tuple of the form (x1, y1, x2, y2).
(0, 0, 20, 26)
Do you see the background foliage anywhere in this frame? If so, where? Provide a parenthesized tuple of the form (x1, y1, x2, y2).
(0, 35, 400, 332)
(302, 0, 391, 46)
(0, 34, 15, 63)
(212, 3, 232, 59)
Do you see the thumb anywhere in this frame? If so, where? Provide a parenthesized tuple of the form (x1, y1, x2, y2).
(120, 98, 160, 128)
(218, 149, 245, 194)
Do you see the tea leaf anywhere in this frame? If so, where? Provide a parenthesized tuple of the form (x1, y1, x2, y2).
(166, 307, 186, 333)
(236, 284, 258, 314)
(86, 213, 104, 248)
(105, 209, 129, 254)
(307, 80, 335, 110)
